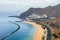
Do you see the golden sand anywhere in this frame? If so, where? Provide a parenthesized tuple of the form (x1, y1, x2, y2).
(24, 21, 45, 40)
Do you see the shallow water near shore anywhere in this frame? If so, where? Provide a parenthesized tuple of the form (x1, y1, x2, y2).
(0, 16, 36, 40)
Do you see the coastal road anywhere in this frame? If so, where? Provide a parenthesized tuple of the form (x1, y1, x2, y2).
(1, 21, 20, 40)
(38, 23, 52, 40)
(26, 21, 52, 40)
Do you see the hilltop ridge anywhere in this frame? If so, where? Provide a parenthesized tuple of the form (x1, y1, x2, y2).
(20, 4, 60, 19)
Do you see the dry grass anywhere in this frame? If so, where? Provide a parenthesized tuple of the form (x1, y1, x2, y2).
(41, 17, 60, 40)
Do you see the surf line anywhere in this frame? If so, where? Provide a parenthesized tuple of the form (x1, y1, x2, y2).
(1, 21, 20, 40)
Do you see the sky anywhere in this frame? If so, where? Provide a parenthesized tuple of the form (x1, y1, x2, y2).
(0, 0, 60, 15)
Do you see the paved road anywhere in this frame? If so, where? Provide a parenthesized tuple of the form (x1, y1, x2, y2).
(41, 24, 52, 40)
(1, 21, 20, 40)
(36, 22, 52, 40)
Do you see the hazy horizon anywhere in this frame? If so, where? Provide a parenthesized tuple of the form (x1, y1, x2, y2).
(0, 0, 60, 15)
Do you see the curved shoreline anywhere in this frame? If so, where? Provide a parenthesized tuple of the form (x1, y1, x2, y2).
(1, 21, 20, 40)
(24, 21, 45, 40)
(39, 23, 52, 40)
(24, 21, 52, 40)
(1, 21, 52, 40)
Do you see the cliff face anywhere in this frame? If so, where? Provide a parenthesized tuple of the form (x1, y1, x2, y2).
(20, 4, 60, 19)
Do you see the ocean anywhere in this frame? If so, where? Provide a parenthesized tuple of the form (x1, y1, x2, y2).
(0, 16, 36, 40)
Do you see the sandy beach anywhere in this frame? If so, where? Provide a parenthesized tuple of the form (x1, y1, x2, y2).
(24, 21, 46, 40)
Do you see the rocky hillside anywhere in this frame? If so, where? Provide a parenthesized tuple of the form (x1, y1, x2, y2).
(20, 4, 60, 19)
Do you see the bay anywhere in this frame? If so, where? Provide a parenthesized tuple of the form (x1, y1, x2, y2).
(0, 16, 36, 40)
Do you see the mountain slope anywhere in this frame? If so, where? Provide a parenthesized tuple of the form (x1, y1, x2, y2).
(20, 4, 60, 19)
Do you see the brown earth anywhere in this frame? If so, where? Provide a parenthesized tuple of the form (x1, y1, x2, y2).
(41, 17, 60, 40)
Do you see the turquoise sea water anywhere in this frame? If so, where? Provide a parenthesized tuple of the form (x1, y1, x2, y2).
(0, 17, 36, 40)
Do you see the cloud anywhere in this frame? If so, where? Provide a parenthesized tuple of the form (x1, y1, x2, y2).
(0, 0, 60, 7)
(0, 0, 60, 12)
